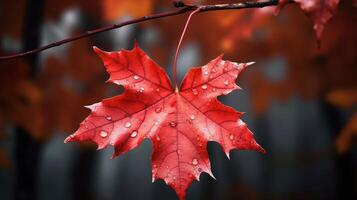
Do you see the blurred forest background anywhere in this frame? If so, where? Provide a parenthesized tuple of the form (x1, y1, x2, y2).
(0, 0, 356, 200)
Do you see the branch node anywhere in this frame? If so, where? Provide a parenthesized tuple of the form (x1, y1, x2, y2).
(173, 0, 185, 8)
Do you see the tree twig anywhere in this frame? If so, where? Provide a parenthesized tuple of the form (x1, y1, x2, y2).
(0, 0, 280, 61)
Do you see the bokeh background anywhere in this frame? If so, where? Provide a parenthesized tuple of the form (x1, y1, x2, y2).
(0, 0, 356, 200)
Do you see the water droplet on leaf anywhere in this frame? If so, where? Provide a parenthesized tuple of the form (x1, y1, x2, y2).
(130, 130, 138, 138)
(106, 116, 112, 121)
(201, 84, 208, 90)
(229, 134, 234, 140)
(192, 89, 198, 95)
(139, 87, 145, 93)
(133, 75, 139, 80)
(155, 107, 162, 113)
(100, 130, 108, 138)
(169, 121, 177, 128)
(192, 158, 198, 165)
(125, 122, 132, 128)
(224, 80, 229, 85)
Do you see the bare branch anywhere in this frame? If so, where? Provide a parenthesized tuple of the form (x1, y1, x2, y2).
(0, 0, 280, 61)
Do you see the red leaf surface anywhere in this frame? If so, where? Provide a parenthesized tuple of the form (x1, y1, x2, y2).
(64, 43, 265, 199)
(293, 0, 340, 41)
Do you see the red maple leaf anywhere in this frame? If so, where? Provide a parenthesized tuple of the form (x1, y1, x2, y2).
(280, 0, 340, 42)
(64, 43, 265, 199)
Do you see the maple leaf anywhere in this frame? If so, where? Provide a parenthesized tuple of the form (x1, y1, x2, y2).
(64, 43, 265, 199)
(282, 0, 340, 42)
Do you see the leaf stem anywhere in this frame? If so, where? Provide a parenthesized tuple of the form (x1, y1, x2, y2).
(173, 8, 200, 90)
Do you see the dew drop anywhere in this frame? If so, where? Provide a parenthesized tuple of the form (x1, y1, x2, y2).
(224, 80, 229, 85)
(190, 115, 195, 120)
(133, 75, 139, 80)
(223, 67, 229, 72)
(139, 87, 145, 93)
(212, 88, 217, 92)
(155, 107, 162, 113)
(169, 121, 177, 128)
(203, 71, 209, 76)
(229, 134, 234, 140)
(192, 158, 198, 165)
(153, 164, 157, 168)
(156, 88, 160, 92)
(211, 68, 217, 73)
(125, 122, 132, 128)
(130, 130, 138, 138)
(156, 136, 161, 141)
(100, 130, 108, 138)
(105, 116, 112, 121)
(192, 89, 198, 95)
(154, 121, 159, 125)
(201, 84, 208, 90)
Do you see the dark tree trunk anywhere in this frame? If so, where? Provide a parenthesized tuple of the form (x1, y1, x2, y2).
(71, 149, 96, 200)
(321, 101, 354, 199)
(14, 0, 44, 199)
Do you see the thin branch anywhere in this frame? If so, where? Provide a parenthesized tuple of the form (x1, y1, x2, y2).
(0, 0, 280, 61)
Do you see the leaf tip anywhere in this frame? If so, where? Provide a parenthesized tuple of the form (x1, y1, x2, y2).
(207, 170, 216, 180)
(256, 143, 267, 154)
(225, 151, 231, 160)
(246, 61, 256, 66)
(84, 104, 96, 110)
(92, 46, 101, 54)
(64, 134, 75, 143)
(93, 46, 110, 59)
